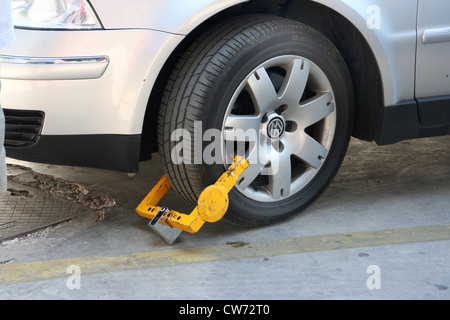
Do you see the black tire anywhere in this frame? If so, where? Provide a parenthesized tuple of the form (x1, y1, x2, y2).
(158, 15, 354, 227)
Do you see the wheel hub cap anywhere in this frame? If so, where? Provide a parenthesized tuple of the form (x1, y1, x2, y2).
(266, 116, 285, 140)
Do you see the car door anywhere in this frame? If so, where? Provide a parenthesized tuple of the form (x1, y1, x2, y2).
(415, 0, 450, 131)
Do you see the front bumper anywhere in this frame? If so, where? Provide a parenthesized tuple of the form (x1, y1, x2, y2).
(0, 28, 183, 136)
(0, 28, 184, 172)
(5, 132, 142, 173)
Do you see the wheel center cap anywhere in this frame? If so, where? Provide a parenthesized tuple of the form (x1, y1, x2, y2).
(267, 117, 285, 139)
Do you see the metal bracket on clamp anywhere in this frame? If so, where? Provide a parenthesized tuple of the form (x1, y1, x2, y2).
(148, 207, 182, 245)
(136, 156, 249, 245)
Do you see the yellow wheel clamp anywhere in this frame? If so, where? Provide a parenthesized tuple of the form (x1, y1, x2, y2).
(136, 156, 249, 245)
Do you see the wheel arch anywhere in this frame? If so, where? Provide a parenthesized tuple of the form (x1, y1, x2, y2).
(140, 0, 387, 160)
(283, 0, 385, 142)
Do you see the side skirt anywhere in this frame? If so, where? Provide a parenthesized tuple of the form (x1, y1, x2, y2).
(374, 95, 450, 145)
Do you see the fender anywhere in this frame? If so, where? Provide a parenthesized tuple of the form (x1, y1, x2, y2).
(91, 0, 418, 108)
(312, 0, 418, 106)
(90, 0, 249, 34)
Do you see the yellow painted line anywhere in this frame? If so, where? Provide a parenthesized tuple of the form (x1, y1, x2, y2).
(1, 224, 449, 285)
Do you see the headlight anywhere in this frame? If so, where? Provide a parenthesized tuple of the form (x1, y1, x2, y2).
(12, 0, 102, 30)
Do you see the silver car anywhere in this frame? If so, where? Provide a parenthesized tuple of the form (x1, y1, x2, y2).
(1, 0, 449, 227)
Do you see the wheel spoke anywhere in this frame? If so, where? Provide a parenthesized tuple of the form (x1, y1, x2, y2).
(223, 115, 261, 142)
(245, 67, 279, 115)
(284, 91, 334, 128)
(236, 160, 267, 190)
(300, 91, 334, 127)
(279, 58, 310, 105)
(267, 155, 291, 199)
(288, 132, 327, 169)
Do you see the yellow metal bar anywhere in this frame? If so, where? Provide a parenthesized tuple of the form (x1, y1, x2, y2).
(136, 156, 249, 234)
(139, 174, 172, 208)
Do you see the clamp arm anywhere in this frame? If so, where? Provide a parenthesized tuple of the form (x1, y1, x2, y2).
(136, 156, 249, 244)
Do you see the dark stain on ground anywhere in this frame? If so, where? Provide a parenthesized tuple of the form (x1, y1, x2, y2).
(7, 164, 116, 221)
(226, 241, 249, 248)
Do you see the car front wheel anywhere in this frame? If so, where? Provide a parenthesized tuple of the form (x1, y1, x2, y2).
(158, 15, 354, 227)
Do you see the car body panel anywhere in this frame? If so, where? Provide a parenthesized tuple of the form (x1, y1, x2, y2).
(314, 0, 418, 106)
(416, 0, 450, 98)
(0, 28, 184, 135)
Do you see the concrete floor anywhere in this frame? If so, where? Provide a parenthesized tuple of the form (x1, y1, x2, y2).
(0, 136, 449, 300)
